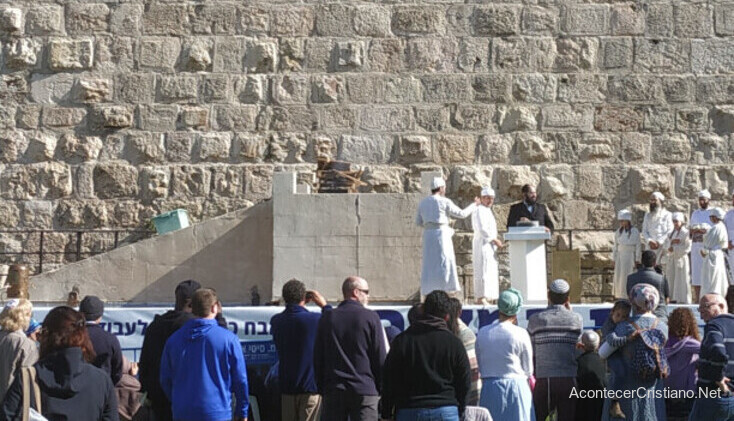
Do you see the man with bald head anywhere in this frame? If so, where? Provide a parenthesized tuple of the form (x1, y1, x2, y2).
(313, 276, 387, 421)
(689, 293, 734, 420)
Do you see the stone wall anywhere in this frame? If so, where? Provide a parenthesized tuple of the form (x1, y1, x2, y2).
(2, 0, 734, 295)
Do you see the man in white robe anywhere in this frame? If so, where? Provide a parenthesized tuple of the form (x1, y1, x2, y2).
(612, 210, 641, 299)
(690, 189, 712, 302)
(724, 190, 734, 283)
(416, 177, 478, 296)
(472, 187, 502, 304)
(641, 191, 673, 265)
(700, 207, 729, 297)
(663, 212, 692, 303)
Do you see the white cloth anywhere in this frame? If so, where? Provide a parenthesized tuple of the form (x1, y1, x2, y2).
(612, 227, 641, 299)
(662, 227, 692, 303)
(724, 209, 734, 282)
(690, 208, 712, 286)
(642, 208, 673, 263)
(700, 221, 729, 297)
(472, 205, 499, 301)
(416, 195, 476, 295)
(476, 321, 533, 379)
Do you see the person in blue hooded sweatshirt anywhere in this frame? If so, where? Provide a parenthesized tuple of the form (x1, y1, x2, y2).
(160, 288, 249, 421)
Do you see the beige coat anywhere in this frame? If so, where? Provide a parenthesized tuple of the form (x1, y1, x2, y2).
(0, 329, 38, 403)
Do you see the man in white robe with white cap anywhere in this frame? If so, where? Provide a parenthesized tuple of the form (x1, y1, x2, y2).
(472, 187, 502, 304)
(416, 177, 479, 296)
(723, 190, 734, 283)
(701, 207, 729, 297)
(641, 191, 673, 264)
(612, 210, 641, 299)
(690, 189, 713, 302)
(664, 212, 692, 303)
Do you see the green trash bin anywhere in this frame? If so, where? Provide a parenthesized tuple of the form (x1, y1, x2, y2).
(151, 209, 190, 235)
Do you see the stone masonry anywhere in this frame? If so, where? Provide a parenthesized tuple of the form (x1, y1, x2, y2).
(2, 0, 734, 299)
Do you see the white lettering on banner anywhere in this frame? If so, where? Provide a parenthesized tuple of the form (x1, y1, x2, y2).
(32, 304, 702, 362)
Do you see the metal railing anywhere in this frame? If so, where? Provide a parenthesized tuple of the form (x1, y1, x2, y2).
(0, 229, 155, 274)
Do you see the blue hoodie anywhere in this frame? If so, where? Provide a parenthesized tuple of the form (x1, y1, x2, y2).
(160, 318, 249, 421)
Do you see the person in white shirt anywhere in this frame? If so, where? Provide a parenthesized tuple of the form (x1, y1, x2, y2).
(476, 288, 534, 421)
(723, 191, 734, 284)
(416, 177, 478, 296)
(642, 191, 673, 265)
(690, 189, 713, 303)
(472, 187, 502, 305)
(663, 212, 692, 303)
(700, 207, 730, 297)
(612, 210, 641, 299)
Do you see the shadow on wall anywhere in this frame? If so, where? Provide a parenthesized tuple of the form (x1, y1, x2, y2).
(130, 201, 274, 304)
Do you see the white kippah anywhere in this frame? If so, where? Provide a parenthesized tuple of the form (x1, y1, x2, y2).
(431, 177, 445, 190)
(581, 330, 600, 349)
(698, 189, 711, 199)
(672, 212, 685, 222)
(617, 210, 632, 221)
(711, 207, 725, 219)
(651, 191, 664, 201)
(549, 279, 570, 294)
(481, 187, 495, 197)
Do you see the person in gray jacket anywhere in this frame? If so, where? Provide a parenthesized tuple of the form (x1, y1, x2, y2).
(626, 250, 670, 319)
(0, 299, 38, 404)
(526, 279, 583, 421)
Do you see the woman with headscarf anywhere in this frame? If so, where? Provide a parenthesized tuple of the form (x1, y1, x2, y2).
(700, 207, 730, 297)
(475, 288, 535, 421)
(0, 299, 38, 404)
(663, 212, 692, 303)
(599, 284, 668, 421)
(613, 209, 641, 299)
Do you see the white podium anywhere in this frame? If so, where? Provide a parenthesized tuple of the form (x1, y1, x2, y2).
(504, 225, 551, 305)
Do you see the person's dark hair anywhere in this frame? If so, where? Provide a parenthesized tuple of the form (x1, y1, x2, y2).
(668, 308, 701, 341)
(282, 279, 306, 305)
(431, 187, 441, 194)
(612, 300, 632, 314)
(641, 250, 657, 268)
(447, 298, 463, 335)
(423, 290, 452, 319)
(549, 291, 569, 305)
(174, 279, 202, 311)
(192, 288, 219, 318)
(40, 306, 95, 362)
(726, 286, 734, 314)
(521, 184, 533, 194)
(407, 303, 423, 324)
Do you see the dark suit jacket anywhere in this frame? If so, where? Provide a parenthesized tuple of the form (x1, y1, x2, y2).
(507, 202, 554, 231)
(626, 267, 670, 319)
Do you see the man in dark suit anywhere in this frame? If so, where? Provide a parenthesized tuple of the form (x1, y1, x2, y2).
(507, 184, 554, 232)
(626, 250, 670, 319)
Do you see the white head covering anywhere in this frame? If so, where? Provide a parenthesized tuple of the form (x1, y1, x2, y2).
(480, 187, 495, 197)
(549, 279, 570, 294)
(431, 177, 445, 190)
(651, 191, 664, 201)
(672, 212, 685, 222)
(698, 189, 712, 199)
(617, 210, 632, 221)
(711, 207, 725, 220)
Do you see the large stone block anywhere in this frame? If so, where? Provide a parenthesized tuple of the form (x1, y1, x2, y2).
(451, 105, 494, 131)
(0, 8, 23, 34)
(554, 38, 598, 71)
(594, 106, 643, 132)
(198, 132, 232, 162)
(405, 38, 456, 72)
(711, 106, 734, 134)
(355, 6, 391, 37)
(142, 4, 189, 36)
(621, 132, 652, 162)
(495, 166, 539, 199)
(512, 74, 557, 103)
(210, 166, 244, 198)
(716, 4, 734, 36)
(477, 134, 513, 164)
(646, 3, 673, 37)
(42, 107, 86, 127)
(239, 6, 269, 35)
(630, 166, 673, 200)
(170, 165, 211, 198)
(692, 133, 728, 164)
(57, 133, 102, 163)
(116, 73, 156, 104)
(521, 6, 558, 34)
(74, 78, 111, 104)
(457, 38, 490, 73)
(96, 105, 133, 129)
(608, 75, 665, 104)
(634, 39, 690, 73)
(338, 135, 394, 164)
(182, 39, 212, 72)
(234, 75, 267, 104)
(110, 4, 142, 36)
(422, 75, 470, 102)
(610, 4, 645, 35)
(359, 107, 412, 132)
(472, 75, 511, 103)
(498, 106, 538, 132)
(269, 133, 307, 163)
(392, 6, 445, 35)
(315, 4, 354, 36)
(399, 135, 432, 164)
(5, 39, 41, 70)
(368, 39, 403, 73)
(675, 3, 713, 38)
(140, 167, 170, 201)
(26, 5, 64, 35)
(232, 133, 268, 163)
(0, 130, 25, 163)
(138, 105, 178, 132)
(692, 40, 734, 74)
(165, 132, 195, 163)
(494, 37, 556, 72)
(158, 75, 198, 103)
(244, 40, 278, 73)
(66, 3, 109, 34)
(415, 106, 450, 132)
(557, 74, 607, 103)
(211, 105, 257, 131)
(448, 166, 492, 202)
(93, 162, 138, 199)
(139, 37, 181, 72)
(279, 38, 305, 72)
(48, 38, 94, 70)
(124, 132, 165, 164)
(576, 165, 603, 200)
(190, 4, 237, 35)
(562, 5, 608, 35)
(271, 7, 313, 36)
(601, 37, 633, 69)
(676, 107, 709, 132)
(213, 37, 244, 72)
(515, 133, 554, 164)
(652, 133, 692, 163)
(474, 6, 520, 36)
(333, 41, 365, 71)
(311, 75, 344, 103)
(697, 76, 734, 103)
(541, 105, 594, 132)
(434, 134, 476, 164)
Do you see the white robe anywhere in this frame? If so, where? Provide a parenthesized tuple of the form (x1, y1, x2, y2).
(700, 221, 729, 297)
(612, 227, 641, 299)
(472, 205, 499, 301)
(642, 208, 673, 264)
(416, 195, 477, 296)
(690, 208, 712, 286)
(724, 209, 734, 283)
(662, 227, 691, 303)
